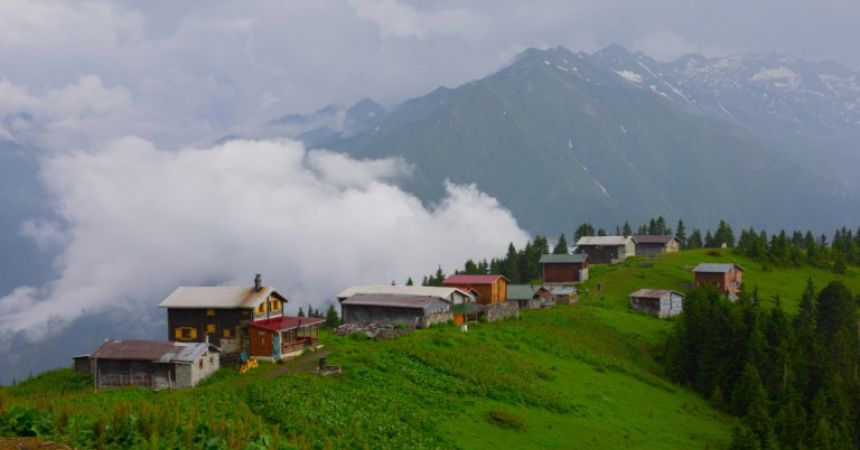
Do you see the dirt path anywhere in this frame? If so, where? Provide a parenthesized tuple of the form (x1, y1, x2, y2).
(266, 348, 333, 378)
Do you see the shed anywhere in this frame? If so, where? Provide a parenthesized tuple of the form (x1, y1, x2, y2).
(574, 236, 636, 264)
(79, 339, 220, 390)
(248, 316, 324, 361)
(539, 254, 589, 285)
(629, 289, 684, 318)
(507, 284, 554, 310)
(550, 286, 578, 304)
(632, 235, 680, 257)
(339, 293, 454, 328)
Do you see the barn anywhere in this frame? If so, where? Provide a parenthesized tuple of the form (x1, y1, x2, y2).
(632, 235, 681, 257)
(574, 236, 636, 264)
(539, 253, 589, 285)
(75, 339, 220, 390)
(339, 293, 454, 328)
(629, 289, 684, 318)
(442, 274, 509, 305)
(337, 285, 477, 325)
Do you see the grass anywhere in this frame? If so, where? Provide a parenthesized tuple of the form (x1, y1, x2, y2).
(3, 248, 848, 449)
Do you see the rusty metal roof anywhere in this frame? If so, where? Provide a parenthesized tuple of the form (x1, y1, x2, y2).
(249, 316, 325, 332)
(629, 289, 683, 299)
(631, 235, 677, 244)
(89, 340, 217, 364)
(158, 286, 288, 309)
(341, 293, 443, 309)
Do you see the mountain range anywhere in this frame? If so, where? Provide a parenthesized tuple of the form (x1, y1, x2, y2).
(288, 45, 860, 235)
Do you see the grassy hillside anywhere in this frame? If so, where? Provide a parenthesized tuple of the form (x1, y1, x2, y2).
(3, 249, 853, 449)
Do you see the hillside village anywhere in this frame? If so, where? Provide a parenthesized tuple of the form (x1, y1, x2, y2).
(69, 232, 743, 390)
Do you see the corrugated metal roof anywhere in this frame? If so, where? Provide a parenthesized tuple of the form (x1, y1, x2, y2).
(550, 286, 576, 295)
(249, 316, 325, 332)
(507, 284, 549, 300)
(442, 274, 508, 285)
(692, 263, 743, 273)
(158, 286, 287, 309)
(539, 254, 587, 264)
(631, 235, 677, 244)
(90, 340, 217, 364)
(575, 236, 632, 246)
(341, 293, 442, 309)
(629, 289, 682, 299)
(336, 285, 473, 301)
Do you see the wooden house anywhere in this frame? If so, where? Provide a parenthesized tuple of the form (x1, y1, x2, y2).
(248, 316, 324, 361)
(507, 284, 554, 310)
(632, 235, 680, 257)
(539, 254, 589, 285)
(338, 293, 454, 328)
(337, 285, 476, 326)
(442, 274, 509, 305)
(158, 274, 288, 354)
(574, 236, 635, 264)
(74, 339, 220, 390)
(629, 289, 684, 318)
(692, 263, 744, 299)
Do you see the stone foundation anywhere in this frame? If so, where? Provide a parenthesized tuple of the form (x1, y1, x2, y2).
(482, 301, 520, 322)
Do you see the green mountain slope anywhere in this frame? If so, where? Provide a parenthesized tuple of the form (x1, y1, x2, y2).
(321, 47, 859, 235)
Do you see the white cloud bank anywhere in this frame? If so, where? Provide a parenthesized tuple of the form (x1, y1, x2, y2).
(0, 138, 528, 342)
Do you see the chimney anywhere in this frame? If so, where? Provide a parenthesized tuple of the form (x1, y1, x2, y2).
(254, 274, 262, 292)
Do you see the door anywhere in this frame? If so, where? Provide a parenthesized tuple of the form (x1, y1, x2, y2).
(272, 332, 281, 360)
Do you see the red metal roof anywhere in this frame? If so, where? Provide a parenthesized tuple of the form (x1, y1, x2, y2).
(249, 315, 324, 332)
(442, 274, 507, 285)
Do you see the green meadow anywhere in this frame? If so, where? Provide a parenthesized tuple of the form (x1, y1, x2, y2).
(2, 249, 855, 449)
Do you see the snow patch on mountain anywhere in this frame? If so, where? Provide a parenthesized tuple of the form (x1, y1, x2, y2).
(615, 70, 643, 84)
(751, 67, 801, 90)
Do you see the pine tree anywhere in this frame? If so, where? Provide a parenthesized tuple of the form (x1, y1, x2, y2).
(574, 223, 595, 241)
(622, 221, 632, 237)
(552, 234, 568, 254)
(297, 307, 305, 318)
(688, 229, 703, 249)
(325, 304, 340, 327)
(597, 228, 607, 236)
(406, 277, 414, 286)
(502, 243, 520, 283)
(675, 219, 687, 249)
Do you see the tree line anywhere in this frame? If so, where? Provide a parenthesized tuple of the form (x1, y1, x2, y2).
(664, 282, 859, 450)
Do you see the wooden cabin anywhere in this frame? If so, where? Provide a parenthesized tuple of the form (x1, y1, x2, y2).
(339, 293, 454, 328)
(442, 274, 509, 305)
(75, 339, 220, 390)
(158, 274, 287, 354)
(629, 289, 684, 318)
(248, 316, 324, 361)
(632, 235, 680, 257)
(539, 254, 589, 285)
(507, 284, 554, 310)
(574, 236, 635, 264)
(692, 263, 744, 299)
(336, 285, 475, 326)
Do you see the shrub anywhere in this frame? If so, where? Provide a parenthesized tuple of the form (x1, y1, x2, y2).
(486, 410, 526, 431)
(0, 405, 53, 437)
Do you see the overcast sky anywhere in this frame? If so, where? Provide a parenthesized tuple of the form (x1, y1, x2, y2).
(0, 0, 857, 148)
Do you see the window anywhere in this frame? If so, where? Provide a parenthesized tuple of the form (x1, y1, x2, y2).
(223, 328, 232, 338)
(175, 327, 197, 340)
(207, 323, 216, 334)
(242, 309, 250, 316)
(270, 299, 281, 311)
(256, 302, 266, 314)
(206, 308, 215, 316)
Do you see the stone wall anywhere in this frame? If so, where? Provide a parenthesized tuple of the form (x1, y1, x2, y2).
(482, 301, 519, 322)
